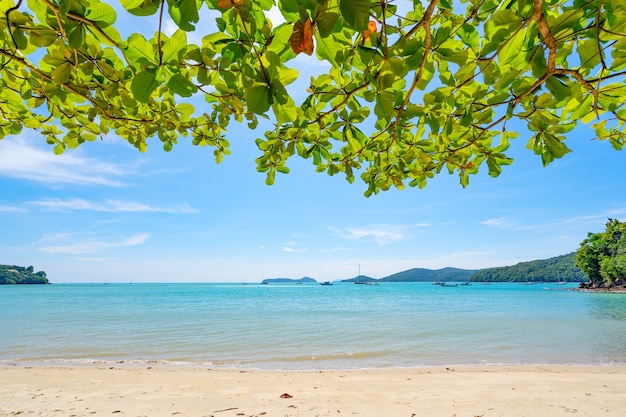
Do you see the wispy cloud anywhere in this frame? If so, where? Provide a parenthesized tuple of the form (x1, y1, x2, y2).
(0, 138, 127, 187)
(38, 233, 150, 255)
(30, 198, 199, 214)
(281, 240, 307, 253)
(321, 246, 353, 253)
(330, 223, 430, 245)
(0, 204, 26, 212)
(281, 246, 307, 253)
(480, 217, 517, 228)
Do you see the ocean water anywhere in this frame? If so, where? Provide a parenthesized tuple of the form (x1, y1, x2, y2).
(1, 282, 625, 370)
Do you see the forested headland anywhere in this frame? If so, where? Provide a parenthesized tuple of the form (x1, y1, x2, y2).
(337, 253, 585, 283)
(470, 253, 586, 283)
(0, 265, 49, 284)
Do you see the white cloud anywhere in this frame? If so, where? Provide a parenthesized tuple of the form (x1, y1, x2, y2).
(0, 204, 26, 212)
(0, 138, 126, 187)
(480, 217, 516, 228)
(330, 223, 430, 245)
(38, 233, 150, 255)
(281, 240, 307, 252)
(320, 246, 353, 253)
(281, 246, 307, 253)
(30, 198, 198, 213)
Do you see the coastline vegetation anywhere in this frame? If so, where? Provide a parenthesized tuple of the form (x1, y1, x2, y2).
(0, 265, 49, 285)
(576, 219, 626, 290)
(470, 253, 586, 283)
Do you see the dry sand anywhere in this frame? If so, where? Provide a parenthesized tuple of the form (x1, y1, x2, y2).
(2, 364, 626, 417)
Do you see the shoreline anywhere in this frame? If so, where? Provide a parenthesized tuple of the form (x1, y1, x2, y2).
(3, 364, 626, 416)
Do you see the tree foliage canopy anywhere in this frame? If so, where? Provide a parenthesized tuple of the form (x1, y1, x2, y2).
(1, 0, 625, 194)
(0, 264, 48, 284)
(576, 219, 626, 288)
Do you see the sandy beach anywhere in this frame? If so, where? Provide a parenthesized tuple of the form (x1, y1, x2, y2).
(2, 365, 626, 417)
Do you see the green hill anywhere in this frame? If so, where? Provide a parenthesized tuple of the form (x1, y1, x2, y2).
(380, 267, 478, 282)
(469, 253, 586, 283)
(0, 265, 49, 284)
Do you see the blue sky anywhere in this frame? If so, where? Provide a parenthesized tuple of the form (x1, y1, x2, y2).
(1, 115, 624, 283)
(1, 5, 625, 283)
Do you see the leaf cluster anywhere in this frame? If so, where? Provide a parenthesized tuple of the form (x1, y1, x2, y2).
(1, 0, 625, 194)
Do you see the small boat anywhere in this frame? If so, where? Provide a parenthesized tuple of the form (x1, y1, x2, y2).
(320, 281, 333, 286)
(440, 283, 459, 287)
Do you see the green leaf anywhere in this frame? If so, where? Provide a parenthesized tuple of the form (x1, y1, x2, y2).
(576, 39, 601, 69)
(486, 157, 502, 177)
(53, 143, 65, 155)
(120, 0, 161, 16)
(167, 0, 199, 31)
(161, 30, 187, 64)
(276, 165, 290, 174)
(316, 32, 347, 67)
(167, 73, 197, 97)
(68, 25, 85, 48)
(245, 85, 272, 114)
(458, 23, 479, 50)
(85, 2, 117, 26)
(131, 70, 160, 102)
(459, 170, 469, 187)
(545, 76, 571, 102)
(374, 91, 394, 122)
(544, 133, 571, 159)
(498, 27, 526, 69)
(12, 29, 28, 50)
(276, 68, 299, 87)
(265, 167, 276, 185)
(51, 62, 72, 84)
(316, 11, 339, 38)
(339, 0, 370, 30)
(125, 33, 158, 65)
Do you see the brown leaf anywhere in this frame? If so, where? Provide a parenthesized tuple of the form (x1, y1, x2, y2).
(289, 19, 314, 56)
(217, 0, 233, 10)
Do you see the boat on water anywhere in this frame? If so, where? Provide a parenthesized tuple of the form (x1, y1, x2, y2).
(320, 281, 333, 286)
(433, 281, 459, 287)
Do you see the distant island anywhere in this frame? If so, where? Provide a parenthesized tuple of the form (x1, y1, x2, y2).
(0, 265, 49, 285)
(260, 277, 317, 284)
(260, 253, 588, 285)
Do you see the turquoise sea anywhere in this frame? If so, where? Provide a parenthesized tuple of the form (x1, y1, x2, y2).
(1, 282, 625, 370)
